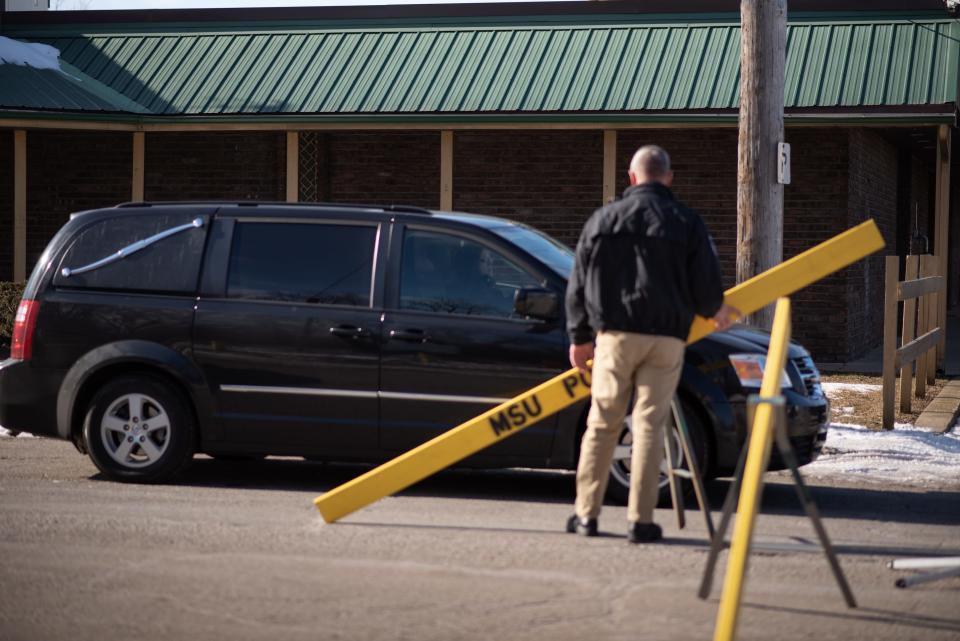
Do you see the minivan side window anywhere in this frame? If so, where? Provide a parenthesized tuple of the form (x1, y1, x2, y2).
(400, 229, 540, 318)
(227, 222, 377, 306)
(53, 213, 207, 294)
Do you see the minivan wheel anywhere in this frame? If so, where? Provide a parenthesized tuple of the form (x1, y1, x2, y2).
(83, 376, 195, 483)
(607, 400, 709, 508)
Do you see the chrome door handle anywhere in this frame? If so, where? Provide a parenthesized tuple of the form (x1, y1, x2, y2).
(330, 325, 368, 339)
(389, 328, 428, 343)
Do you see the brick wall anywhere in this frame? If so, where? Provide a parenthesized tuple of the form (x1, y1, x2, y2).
(25, 130, 132, 275)
(317, 131, 440, 209)
(846, 129, 899, 359)
(778, 129, 851, 362)
(145, 132, 285, 201)
(616, 128, 854, 361)
(453, 130, 604, 247)
(0, 131, 12, 281)
(617, 129, 739, 286)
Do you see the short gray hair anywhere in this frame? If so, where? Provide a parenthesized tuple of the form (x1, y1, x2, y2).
(630, 145, 671, 179)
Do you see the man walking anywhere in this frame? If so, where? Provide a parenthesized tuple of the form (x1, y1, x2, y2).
(565, 145, 738, 543)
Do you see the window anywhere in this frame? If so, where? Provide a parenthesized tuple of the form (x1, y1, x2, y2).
(400, 230, 540, 318)
(227, 222, 376, 306)
(54, 213, 207, 294)
(488, 222, 574, 279)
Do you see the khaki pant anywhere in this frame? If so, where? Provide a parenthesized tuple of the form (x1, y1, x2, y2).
(575, 331, 685, 524)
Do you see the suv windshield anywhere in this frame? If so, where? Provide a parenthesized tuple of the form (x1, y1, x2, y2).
(488, 223, 574, 279)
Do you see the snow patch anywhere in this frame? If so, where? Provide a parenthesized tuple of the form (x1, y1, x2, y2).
(801, 422, 960, 488)
(0, 36, 62, 72)
(820, 382, 882, 394)
(0, 426, 34, 438)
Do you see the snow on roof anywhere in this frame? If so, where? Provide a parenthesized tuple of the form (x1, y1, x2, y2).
(0, 35, 62, 72)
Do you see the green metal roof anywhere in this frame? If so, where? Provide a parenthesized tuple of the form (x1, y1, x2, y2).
(0, 60, 150, 113)
(2, 18, 958, 119)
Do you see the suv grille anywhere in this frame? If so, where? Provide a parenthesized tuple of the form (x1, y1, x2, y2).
(792, 356, 823, 398)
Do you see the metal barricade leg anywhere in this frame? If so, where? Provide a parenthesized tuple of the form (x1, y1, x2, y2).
(698, 444, 748, 600)
(663, 398, 715, 540)
(664, 403, 686, 530)
(672, 399, 715, 540)
(771, 407, 857, 608)
(699, 398, 857, 608)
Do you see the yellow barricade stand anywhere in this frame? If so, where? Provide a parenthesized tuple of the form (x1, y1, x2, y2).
(314, 220, 884, 524)
(709, 298, 856, 641)
(712, 298, 792, 641)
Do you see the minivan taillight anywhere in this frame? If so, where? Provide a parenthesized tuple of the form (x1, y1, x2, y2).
(10, 300, 40, 361)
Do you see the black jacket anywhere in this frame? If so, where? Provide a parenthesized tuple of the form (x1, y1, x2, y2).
(566, 183, 724, 345)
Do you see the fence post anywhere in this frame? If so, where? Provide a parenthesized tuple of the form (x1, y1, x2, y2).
(915, 256, 930, 398)
(899, 255, 919, 414)
(882, 256, 898, 431)
(926, 257, 938, 385)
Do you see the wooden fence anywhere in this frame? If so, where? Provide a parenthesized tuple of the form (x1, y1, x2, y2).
(882, 255, 944, 430)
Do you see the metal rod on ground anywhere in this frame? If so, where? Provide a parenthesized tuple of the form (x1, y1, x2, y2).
(889, 557, 960, 570)
(890, 556, 960, 588)
(896, 566, 960, 589)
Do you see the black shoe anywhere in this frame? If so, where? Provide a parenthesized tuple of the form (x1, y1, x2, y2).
(628, 522, 662, 544)
(566, 514, 598, 537)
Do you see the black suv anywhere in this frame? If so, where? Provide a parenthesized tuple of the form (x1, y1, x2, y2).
(0, 203, 829, 500)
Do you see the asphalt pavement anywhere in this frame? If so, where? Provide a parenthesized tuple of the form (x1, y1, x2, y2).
(1, 437, 958, 641)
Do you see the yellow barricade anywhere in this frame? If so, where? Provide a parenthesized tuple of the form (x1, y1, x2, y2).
(314, 220, 884, 523)
(713, 298, 792, 641)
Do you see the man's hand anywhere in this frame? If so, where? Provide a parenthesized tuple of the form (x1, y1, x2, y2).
(569, 342, 594, 372)
(712, 303, 741, 331)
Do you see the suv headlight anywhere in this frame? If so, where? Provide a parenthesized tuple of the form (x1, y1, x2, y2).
(728, 353, 792, 389)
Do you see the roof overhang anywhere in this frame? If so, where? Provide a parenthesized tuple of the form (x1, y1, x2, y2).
(0, 106, 955, 131)
(0, 0, 951, 27)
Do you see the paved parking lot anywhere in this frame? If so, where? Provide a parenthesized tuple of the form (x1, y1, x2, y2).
(1, 437, 958, 641)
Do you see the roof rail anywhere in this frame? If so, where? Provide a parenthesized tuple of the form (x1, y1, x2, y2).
(112, 201, 433, 214)
(381, 204, 432, 215)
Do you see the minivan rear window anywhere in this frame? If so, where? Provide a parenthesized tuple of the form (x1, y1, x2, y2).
(53, 213, 208, 294)
(226, 221, 377, 306)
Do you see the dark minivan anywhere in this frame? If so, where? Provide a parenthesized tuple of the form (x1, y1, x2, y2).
(0, 202, 829, 500)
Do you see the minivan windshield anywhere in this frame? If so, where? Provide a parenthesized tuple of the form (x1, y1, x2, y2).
(489, 223, 574, 279)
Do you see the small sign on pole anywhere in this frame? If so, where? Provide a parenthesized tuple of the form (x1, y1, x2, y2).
(777, 142, 791, 185)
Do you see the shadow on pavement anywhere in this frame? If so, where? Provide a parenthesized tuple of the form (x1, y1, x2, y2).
(337, 520, 960, 560)
(159, 456, 576, 505)
(740, 602, 960, 635)
(124, 455, 960, 527)
(751, 480, 960, 527)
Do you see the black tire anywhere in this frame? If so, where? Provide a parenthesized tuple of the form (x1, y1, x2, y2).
(606, 399, 710, 508)
(83, 376, 196, 483)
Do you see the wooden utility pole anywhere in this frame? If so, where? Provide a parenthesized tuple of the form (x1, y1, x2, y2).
(737, 0, 787, 328)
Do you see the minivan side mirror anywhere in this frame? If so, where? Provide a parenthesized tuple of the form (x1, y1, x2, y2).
(513, 287, 559, 321)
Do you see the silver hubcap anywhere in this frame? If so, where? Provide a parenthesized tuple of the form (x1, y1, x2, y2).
(100, 393, 171, 468)
(610, 416, 684, 492)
